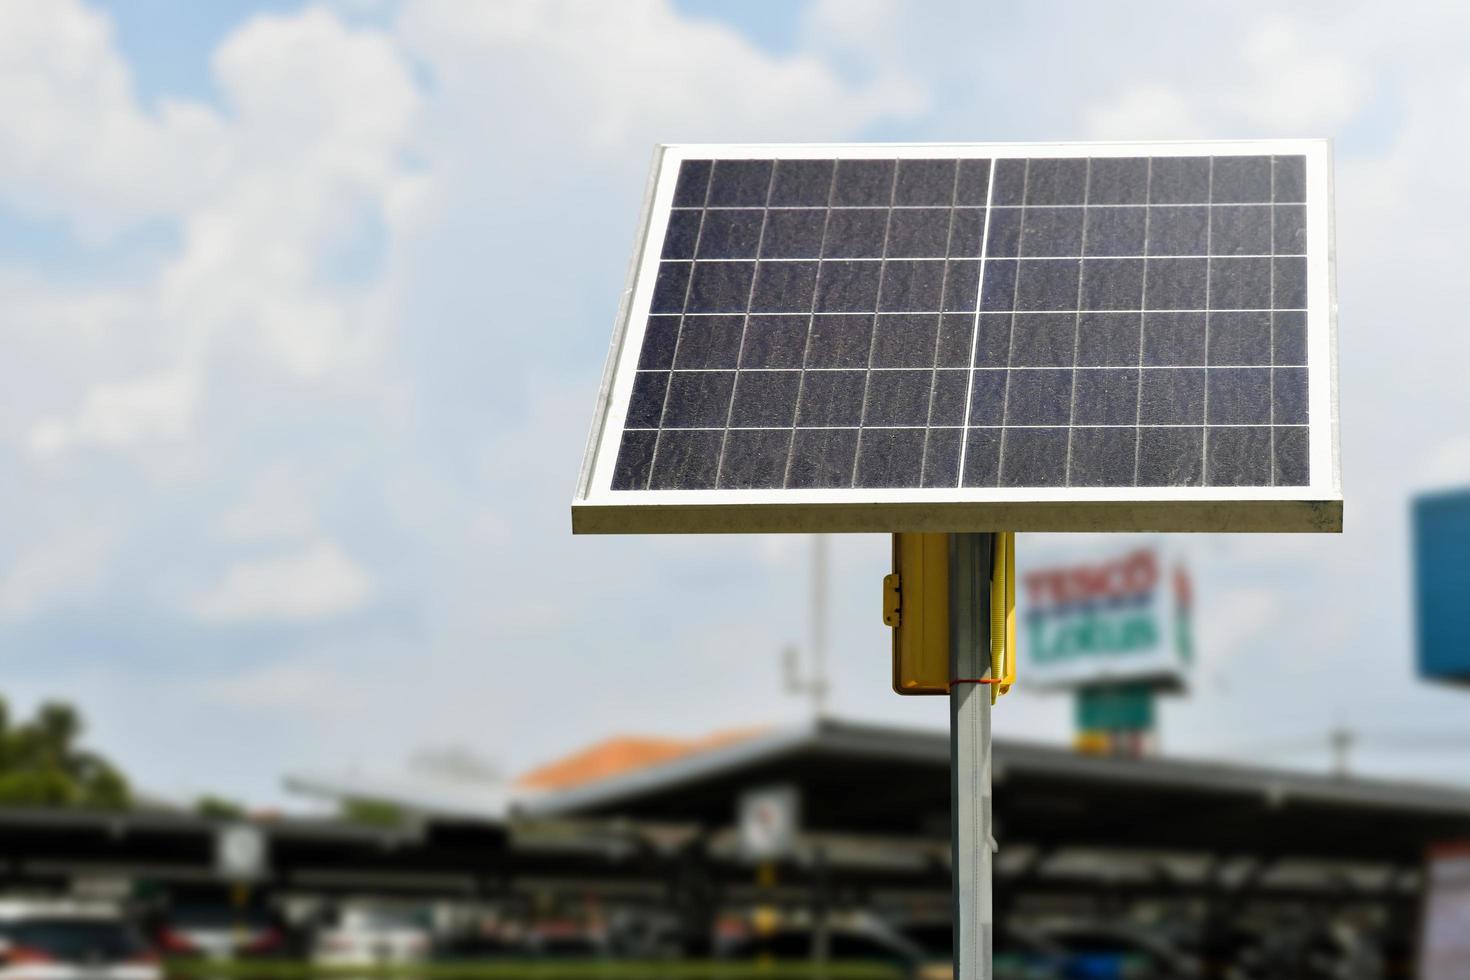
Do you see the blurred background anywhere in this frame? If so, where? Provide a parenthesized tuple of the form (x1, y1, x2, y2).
(3, 0, 1470, 977)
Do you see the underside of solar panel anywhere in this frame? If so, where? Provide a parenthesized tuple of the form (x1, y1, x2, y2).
(573, 141, 1341, 534)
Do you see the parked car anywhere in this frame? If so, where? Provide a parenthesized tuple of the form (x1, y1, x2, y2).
(148, 904, 293, 961)
(0, 902, 159, 980)
(312, 905, 432, 966)
(1033, 923, 1202, 979)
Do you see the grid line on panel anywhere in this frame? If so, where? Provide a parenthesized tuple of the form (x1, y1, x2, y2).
(1269, 156, 1277, 487)
(1132, 159, 1153, 487)
(956, 159, 999, 488)
(994, 160, 1031, 488)
(623, 422, 1309, 432)
(635, 363, 1306, 374)
(713, 163, 779, 488)
(678, 307, 1304, 315)
(1202, 158, 1215, 481)
(686, 253, 1303, 262)
(780, 162, 840, 489)
(645, 164, 717, 489)
(1062, 159, 1092, 487)
(675, 201, 1307, 211)
(847, 162, 903, 488)
(917, 162, 964, 485)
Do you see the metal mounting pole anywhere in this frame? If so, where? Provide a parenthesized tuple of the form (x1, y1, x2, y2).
(950, 532, 993, 980)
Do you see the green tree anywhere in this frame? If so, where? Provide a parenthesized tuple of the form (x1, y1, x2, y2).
(0, 697, 132, 809)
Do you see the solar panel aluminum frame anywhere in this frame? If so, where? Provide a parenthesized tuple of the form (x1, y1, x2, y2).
(574, 140, 1341, 535)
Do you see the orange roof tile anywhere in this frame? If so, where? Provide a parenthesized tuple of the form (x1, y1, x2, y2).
(516, 726, 769, 791)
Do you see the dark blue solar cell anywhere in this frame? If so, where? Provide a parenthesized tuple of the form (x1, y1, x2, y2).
(1081, 258, 1145, 310)
(761, 210, 826, 258)
(612, 429, 657, 490)
(894, 159, 957, 206)
(981, 259, 1019, 311)
(1211, 156, 1272, 204)
(1005, 369, 1073, 425)
(1144, 258, 1207, 310)
(1069, 428, 1138, 486)
(707, 160, 772, 207)
(1001, 427, 1069, 486)
(639, 316, 681, 370)
(1084, 207, 1147, 257)
(730, 371, 801, 427)
(879, 260, 945, 312)
(718, 429, 792, 489)
(1025, 159, 1087, 206)
(625, 371, 669, 428)
(937, 313, 977, 367)
(968, 370, 1008, 425)
(698, 209, 764, 258)
(663, 209, 702, 259)
(1016, 259, 1081, 312)
(1207, 367, 1272, 425)
(955, 159, 992, 206)
(1274, 256, 1307, 308)
(1207, 311, 1271, 365)
(1009, 313, 1076, 367)
(855, 428, 926, 488)
(787, 428, 858, 488)
(1088, 158, 1149, 205)
(1273, 367, 1308, 424)
(823, 209, 889, 258)
(815, 262, 883, 313)
(651, 261, 691, 313)
(661, 371, 735, 427)
(1138, 368, 1205, 424)
(687, 262, 755, 313)
(922, 427, 963, 487)
(961, 428, 1002, 486)
(674, 315, 744, 369)
(1205, 426, 1272, 485)
(949, 209, 985, 256)
(888, 209, 952, 258)
(751, 262, 817, 312)
(832, 159, 895, 206)
(929, 370, 968, 425)
(864, 370, 933, 426)
(1142, 312, 1206, 365)
(1273, 311, 1307, 364)
(991, 159, 1027, 205)
(1072, 369, 1139, 425)
(1021, 207, 1084, 257)
(806, 315, 873, 367)
(973, 313, 1012, 367)
(1210, 205, 1272, 256)
(1149, 158, 1210, 204)
(871, 314, 939, 368)
(740, 315, 808, 368)
(1137, 427, 1203, 486)
(1273, 425, 1309, 486)
(769, 159, 834, 206)
(942, 261, 980, 312)
(1273, 155, 1306, 203)
(673, 160, 712, 208)
(649, 429, 723, 489)
(985, 207, 1022, 257)
(1148, 206, 1209, 256)
(1273, 205, 1306, 254)
(1210, 257, 1272, 309)
(1076, 312, 1141, 367)
(796, 370, 866, 425)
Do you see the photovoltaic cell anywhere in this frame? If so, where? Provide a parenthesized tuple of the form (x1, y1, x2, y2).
(606, 149, 1321, 497)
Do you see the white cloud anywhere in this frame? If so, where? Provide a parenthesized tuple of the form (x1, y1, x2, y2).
(26, 369, 199, 457)
(191, 541, 373, 622)
(0, 525, 113, 620)
(218, 466, 317, 543)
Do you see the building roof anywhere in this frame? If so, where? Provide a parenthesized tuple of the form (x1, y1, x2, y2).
(515, 728, 768, 791)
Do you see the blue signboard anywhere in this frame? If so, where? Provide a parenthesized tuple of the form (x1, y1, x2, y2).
(1414, 489, 1470, 685)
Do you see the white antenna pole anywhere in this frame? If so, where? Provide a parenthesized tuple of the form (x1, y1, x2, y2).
(811, 534, 829, 718)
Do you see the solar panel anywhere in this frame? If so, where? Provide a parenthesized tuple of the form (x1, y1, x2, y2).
(574, 142, 1340, 534)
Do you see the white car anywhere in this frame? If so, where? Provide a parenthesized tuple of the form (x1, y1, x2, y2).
(0, 902, 159, 980)
(312, 906, 431, 966)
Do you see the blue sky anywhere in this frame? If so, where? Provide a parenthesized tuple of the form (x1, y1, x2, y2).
(4, 0, 1470, 807)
